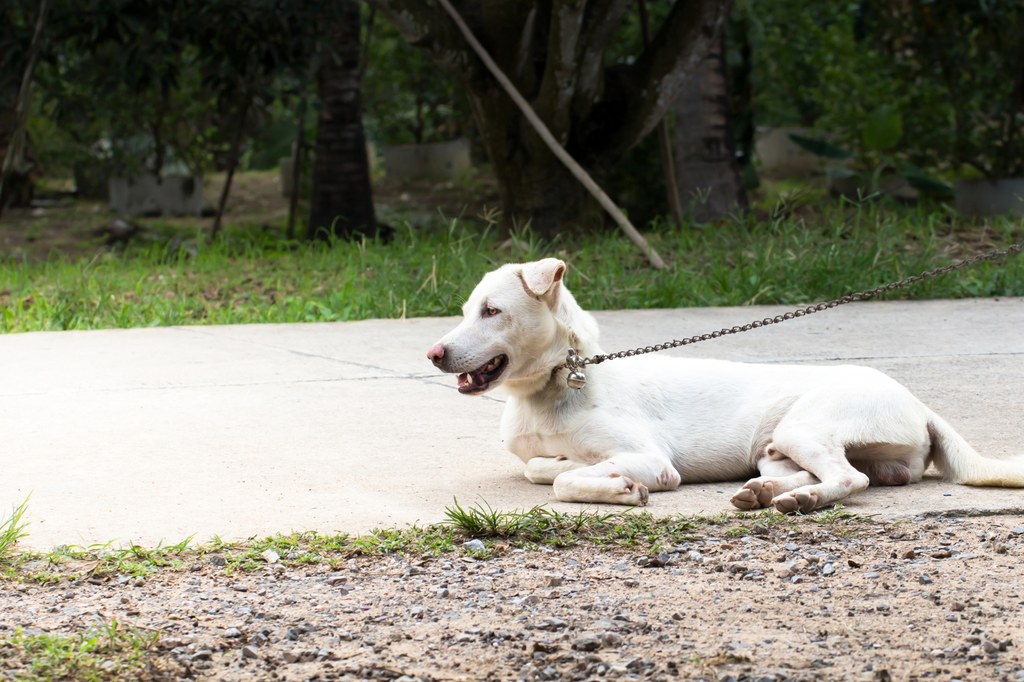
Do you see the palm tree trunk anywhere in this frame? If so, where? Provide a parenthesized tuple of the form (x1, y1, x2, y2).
(308, 1, 376, 240)
(672, 25, 747, 222)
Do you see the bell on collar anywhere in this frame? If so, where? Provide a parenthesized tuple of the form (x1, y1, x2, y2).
(566, 369, 587, 389)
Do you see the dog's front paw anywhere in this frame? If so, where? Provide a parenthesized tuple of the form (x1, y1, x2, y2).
(772, 489, 819, 514)
(613, 474, 649, 506)
(730, 479, 775, 510)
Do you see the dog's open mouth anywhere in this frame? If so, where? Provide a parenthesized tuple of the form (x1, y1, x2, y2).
(457, 355, 508, 394)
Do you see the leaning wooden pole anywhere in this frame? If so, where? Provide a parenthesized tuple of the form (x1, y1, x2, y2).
(433, 0, 666, 269)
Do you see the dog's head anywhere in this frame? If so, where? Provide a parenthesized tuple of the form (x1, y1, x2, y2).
(427, 258, 597, 395)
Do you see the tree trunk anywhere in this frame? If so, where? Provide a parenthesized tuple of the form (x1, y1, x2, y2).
(372, 0, 729, 236)
(0, 0, 48, 216)
(470, 88, 603, 238)
(209, 97, 250, 240)
(672, 26, 747, 223)
(308, 1, 376, 241)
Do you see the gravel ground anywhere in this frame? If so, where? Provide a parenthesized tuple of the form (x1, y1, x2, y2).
(3, 514, 1024, 681)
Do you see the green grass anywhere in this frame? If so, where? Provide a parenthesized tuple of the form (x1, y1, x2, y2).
(0, 619, 159, 681)
(1, 201, 1022, 333)
(0, 497, 30, 562)
(1, 501, 866, 583)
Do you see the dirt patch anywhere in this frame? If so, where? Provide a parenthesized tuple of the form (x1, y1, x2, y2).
(2, 514, 1023, 681)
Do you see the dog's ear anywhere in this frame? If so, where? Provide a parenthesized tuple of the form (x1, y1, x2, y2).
(520, 258, 566, 300)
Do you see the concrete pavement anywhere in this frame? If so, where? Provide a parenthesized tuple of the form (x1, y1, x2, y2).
(2, 298, 1023, 550)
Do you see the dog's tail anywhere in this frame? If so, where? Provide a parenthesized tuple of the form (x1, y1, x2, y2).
(928, 409, 1024, 487)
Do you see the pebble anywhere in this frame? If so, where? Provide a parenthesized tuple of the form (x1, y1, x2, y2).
(601, 631, 623, 647)
(572, 635, 602, 651)
(229, 583, 249, 592)
(534, 617, 566, 631)
(241, 645, 259, 659)
(544, 573, 564, 587)
(531, 640, 559, 654)
(261, 549, 280, 564)
(463, 539, 486, 553)
(637, 553, 673, 568)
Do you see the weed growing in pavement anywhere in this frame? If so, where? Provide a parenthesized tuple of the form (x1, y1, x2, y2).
(0, 497, 30, 563)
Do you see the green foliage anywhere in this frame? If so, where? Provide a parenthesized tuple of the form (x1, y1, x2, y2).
(32, 40, 217, 176)
(861, 105, 903, 153)
(788, 131, 953, 199)
(786, 134, 851, 161)
(743, 0, 836, 127)
(361, 15, 469, 146)
(748, 0, 1024, 178)
(0, 1, 36, 109)
(901, 0, 1024, 177)
(23, 0, 344, 180)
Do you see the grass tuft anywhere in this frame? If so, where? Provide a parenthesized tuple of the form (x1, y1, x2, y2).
(0, 618, 159, 681)
(0, 497, 30, 562)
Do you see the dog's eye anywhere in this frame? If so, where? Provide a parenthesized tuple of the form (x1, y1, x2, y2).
(481, 306, 500, 318)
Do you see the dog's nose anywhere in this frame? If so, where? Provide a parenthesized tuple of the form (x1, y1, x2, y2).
(427, 343, 446, 368)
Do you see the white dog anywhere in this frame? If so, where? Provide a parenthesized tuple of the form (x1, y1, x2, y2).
(427, 258, 1024, 512)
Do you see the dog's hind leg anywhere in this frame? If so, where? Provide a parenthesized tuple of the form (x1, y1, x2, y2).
(552, 453, 680, 506)
(765, 433, 870, 513)
(730, 455, 819, 510)
(524, 456, 585, 485)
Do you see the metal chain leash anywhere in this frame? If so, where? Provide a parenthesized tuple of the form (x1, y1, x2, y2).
(561, 240, 1024, 389)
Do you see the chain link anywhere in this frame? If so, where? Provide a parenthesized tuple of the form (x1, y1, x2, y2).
(564, 241, 1024, 374)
